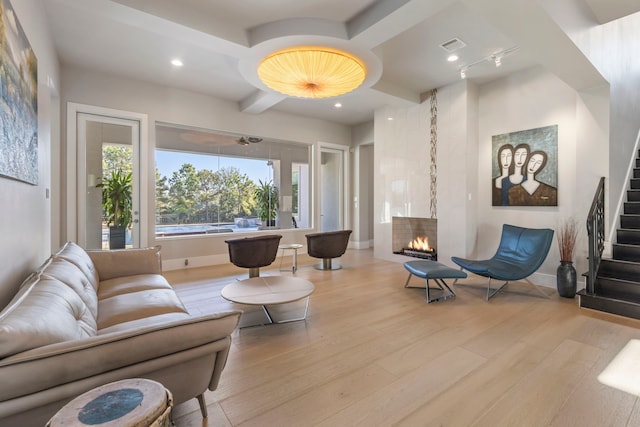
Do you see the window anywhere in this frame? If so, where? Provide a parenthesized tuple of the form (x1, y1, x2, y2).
(154, 123, 311, 238)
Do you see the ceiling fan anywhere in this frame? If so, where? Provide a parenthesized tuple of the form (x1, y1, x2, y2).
(236, 136, 263, 145)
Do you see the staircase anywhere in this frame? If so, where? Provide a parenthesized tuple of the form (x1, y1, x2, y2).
(578, 158, 640, 319)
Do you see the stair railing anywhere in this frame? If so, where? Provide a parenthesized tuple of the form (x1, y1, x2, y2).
(586, 177, 605, 295)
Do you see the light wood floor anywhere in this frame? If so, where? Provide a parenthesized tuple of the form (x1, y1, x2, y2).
(165, 249, 640, 427)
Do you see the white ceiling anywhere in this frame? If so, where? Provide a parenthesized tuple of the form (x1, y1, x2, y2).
(43, 0, 640, 126)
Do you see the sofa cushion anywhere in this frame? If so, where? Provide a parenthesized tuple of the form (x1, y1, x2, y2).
(98, 274, 174, 300)
(97, 289, 188, 330)
(0, 276, 96, 358)
(54, 242, 100, 292)
(88, 246, 163, 281)
(41, 257, 99, 320)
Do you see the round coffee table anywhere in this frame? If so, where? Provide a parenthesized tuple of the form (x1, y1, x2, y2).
(221, 276, 314, 324)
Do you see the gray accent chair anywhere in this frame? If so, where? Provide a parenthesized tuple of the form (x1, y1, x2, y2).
(305, 230, 352, 270)
(225, 234, 282, 277)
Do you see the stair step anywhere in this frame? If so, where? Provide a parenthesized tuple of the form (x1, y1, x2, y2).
(598, 258, 640, 282)
(620, 215, 640, 229)
(634, 169, 640, 179)
(578, 289, 640, 320)
(594, 276, 640, 295)
(636, 158, 640, 168)
(631, 179, 640, 190)
(613, 243, 640, 262)
(617, 228, 640, 245)
(628, 190, 640, 202)
(624, 202, 640, 214)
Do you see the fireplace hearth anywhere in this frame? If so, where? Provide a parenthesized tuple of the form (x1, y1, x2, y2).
(396, 247, 437, 260)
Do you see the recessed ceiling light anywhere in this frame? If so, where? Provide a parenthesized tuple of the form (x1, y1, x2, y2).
(171, 59, 183, 67)
(334, 102, 342, 108)
(447, 54, 459, 62)
(387, 117, 394, 121)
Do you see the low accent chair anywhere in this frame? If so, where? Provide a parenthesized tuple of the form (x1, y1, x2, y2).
(451, 224, 554, 300)
(225, 234, 282, 277)
(305, 229, 352, 270)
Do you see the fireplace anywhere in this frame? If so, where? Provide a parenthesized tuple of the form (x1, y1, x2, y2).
(392, 217, 437, 260)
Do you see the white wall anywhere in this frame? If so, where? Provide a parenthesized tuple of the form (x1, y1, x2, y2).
(60, 66, 352, 269)
(0, 1, 60, 307)
(373, 103, 431, 262)
(351, 121, 374, 247)
(437, 81, 479, 264)
(373, 81, 479, 266)
(373, 66, 606, 288)
(551, 6, 640, 240)
(477, 66, 606, 285)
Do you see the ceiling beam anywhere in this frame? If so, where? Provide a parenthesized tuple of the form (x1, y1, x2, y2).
(461, 0, 607, 91)
(348, 0, 457, 49)
(240, 90, 287, 114)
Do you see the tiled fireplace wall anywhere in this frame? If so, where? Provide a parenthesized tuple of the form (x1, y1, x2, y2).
(392, 217, 438, 253)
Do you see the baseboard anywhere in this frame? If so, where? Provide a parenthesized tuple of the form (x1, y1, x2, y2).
(350, 240, 372, 249)
(163, 254, 229, 271)
(530, 271, 585, 290)
(163, 247, 310, 271)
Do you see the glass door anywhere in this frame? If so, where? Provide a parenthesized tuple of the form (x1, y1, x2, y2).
(319, 146, 346, 231)
(77, 113, 141, 249)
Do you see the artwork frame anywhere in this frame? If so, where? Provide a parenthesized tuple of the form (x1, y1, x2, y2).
(0, 0, 38, 185)
(491, 125, 558, 207)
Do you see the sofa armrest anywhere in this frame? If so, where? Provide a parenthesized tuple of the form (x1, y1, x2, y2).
(87, 246, 163, 280)
(0, 310, 241, 402)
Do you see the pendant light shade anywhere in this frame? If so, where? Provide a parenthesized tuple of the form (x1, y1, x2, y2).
(258, 46, 366, 99)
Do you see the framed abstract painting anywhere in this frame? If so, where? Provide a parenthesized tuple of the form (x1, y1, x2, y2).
(0, 0, 38, 185)
(492, 125, 558, 207)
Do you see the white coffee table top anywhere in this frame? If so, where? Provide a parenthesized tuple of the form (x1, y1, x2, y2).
(221, 276, 314, 306)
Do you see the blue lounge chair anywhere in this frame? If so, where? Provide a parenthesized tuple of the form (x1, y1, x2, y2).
(451, 224, 554, 300)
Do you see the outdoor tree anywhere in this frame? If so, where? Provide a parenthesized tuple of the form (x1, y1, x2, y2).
(155, 168, 170, 222)
(102, 145, 133, 178)
(168, 163, 199, 223)
(197, 169, 221, 223)
(216, 167, 256, 222)
(156, 164, 260, 225)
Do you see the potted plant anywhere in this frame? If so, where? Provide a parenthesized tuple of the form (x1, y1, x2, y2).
(255, 179, 279, 227)
(556, 217, 579, 298)
(97, 170, 133, 249)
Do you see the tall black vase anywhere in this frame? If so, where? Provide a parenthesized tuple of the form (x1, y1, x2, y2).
(556, 261, 577, 298)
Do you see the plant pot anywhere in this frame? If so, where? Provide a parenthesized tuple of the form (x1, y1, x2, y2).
(109, 226, 126, 249)
(556, 261, 577, 298)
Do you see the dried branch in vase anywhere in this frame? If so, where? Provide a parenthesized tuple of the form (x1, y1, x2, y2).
(557, 217, 579, 262)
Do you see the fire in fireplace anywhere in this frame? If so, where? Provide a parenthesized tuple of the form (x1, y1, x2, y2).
(408, 236, 431, 251)
(397, 236, 437, 260)
(392, 217, 438, 260)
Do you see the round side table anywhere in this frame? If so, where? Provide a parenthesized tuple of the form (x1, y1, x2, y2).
(47, 378, 173, 427)
(278, 243, 303, 273)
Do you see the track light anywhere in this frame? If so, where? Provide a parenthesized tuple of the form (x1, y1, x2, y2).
(455, 46, 518, 79)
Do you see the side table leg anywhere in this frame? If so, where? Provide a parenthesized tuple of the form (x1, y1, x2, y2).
(292, 249, 298, 273)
